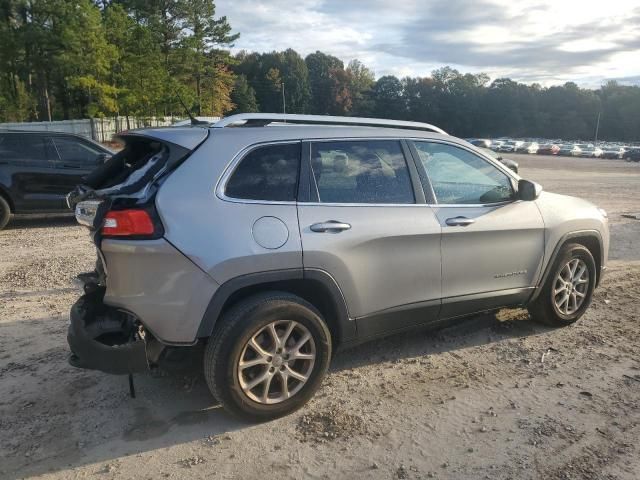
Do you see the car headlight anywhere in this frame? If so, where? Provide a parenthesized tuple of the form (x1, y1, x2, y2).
(597, 207, 608, 218)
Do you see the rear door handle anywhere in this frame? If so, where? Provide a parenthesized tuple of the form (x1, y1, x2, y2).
(445, 216, 475, 227)
(310, 221, 351, 233)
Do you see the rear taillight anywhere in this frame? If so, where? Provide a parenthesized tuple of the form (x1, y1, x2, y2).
(102, 209, 156, 237)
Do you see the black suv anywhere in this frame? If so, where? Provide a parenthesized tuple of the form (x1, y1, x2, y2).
(0, 130, 112, 230)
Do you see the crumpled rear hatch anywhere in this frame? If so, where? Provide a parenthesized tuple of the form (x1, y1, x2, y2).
(67, 127, 208, 235)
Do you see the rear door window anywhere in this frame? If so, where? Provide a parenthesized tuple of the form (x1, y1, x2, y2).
(309, 140, 414, 204)
(0, 133, 53, 162)
(225, 143, 301, 202)
(52, 136, 104, 165)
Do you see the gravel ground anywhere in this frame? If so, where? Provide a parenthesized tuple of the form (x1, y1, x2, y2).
(0, 154, 639, 480)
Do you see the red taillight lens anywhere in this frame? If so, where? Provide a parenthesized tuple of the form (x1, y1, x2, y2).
(102, 209, 155, 237)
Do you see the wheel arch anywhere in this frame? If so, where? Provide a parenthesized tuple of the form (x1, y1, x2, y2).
(530, 229, 604, 303)
(197, 269, 356, 346)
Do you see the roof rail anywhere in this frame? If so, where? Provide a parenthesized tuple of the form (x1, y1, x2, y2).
(212, 113, 447, 135)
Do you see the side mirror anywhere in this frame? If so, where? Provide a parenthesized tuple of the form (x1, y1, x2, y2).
(518, 179, 542, 201)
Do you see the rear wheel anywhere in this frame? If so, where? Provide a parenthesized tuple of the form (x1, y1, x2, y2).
(529, 243, 596, 326)
(204, 292, 332, 421)
(0, 195, 11, 231)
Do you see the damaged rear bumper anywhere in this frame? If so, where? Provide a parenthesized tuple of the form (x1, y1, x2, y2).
(67, 289, 149, 375)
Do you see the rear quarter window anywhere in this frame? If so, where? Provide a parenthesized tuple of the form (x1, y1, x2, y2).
(225, 143, 301, 202)
(0, 133, 51, 161)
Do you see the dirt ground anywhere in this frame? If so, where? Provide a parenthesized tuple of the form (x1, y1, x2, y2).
(1, 154, 639, 480)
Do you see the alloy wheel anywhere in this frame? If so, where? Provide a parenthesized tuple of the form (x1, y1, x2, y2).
(237, 320, 316, 404)
(552, 258, 589, 315)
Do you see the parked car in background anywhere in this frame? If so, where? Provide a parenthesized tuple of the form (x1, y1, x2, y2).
(498, 140, 522, 153)
(625, 147, 640, 162)
(516, 142, 539, 154)
(0, 130, 112, 230)
(479, 147, 519, 173)
(579, 146, 603, 158)
(65, 113, 609, 421)
(558, 144, 582, 156)
(489, 140, 504, 151)
(600, 146, 625, 159)
(538, 144, 560, 155)
(574, 144, 593, 156)
(467, 138, 492, 149)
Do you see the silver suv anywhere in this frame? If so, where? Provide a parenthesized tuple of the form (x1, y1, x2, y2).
(67, 114, 609, 420)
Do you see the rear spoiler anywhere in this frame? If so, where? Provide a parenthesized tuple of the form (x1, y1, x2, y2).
(117, 127, 209, 150)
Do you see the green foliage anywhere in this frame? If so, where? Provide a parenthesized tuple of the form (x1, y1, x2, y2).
(304, 51, 344, 115)
(346, 59, 375, 116)
(230, 74, 258, 113)
(234, 49, 310, 113)
(0, 0, 238, 120)
(372, 76, 404, 119)
(1, 3, 639, 141)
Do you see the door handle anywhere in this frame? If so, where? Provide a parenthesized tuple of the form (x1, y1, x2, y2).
(62, 164, 82, 169)
(310, 221, 352, 233)
(445, 216, 475, 227)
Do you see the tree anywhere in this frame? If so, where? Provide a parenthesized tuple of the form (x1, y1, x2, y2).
(230, 74, 258, 113)
(2, 4, 640, 144)
(234, 49, 310, 113)
(346, 59, 375, 116)
(372, 76, 405, 119)
(305, 51, 343, 114)
(177, 0, 239, 115)
(104, 3, 168, 117)
(279, 49, 311, 113)
(403, 76, 438, 123)
(55, 1, 119, 118)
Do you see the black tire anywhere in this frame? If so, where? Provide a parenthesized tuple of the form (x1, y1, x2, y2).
(529, 243, 596, 327)
(204, 292, 332, 421)
(0, 195, 11, 231)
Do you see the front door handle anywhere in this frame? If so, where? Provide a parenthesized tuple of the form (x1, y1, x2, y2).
(310, 221, 351, 233)
(445, 216, 475, 227)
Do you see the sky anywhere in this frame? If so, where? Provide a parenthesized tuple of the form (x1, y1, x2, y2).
(215, 0, 640, 87)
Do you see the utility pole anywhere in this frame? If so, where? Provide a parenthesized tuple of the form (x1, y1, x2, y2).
(594, 111, 601, 145)
(282, 82, 286, 115)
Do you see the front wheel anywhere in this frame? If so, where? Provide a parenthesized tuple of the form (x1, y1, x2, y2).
(529, 243, 596, 327)
(204, 292, 332, 421)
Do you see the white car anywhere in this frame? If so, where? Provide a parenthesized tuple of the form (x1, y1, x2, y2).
(517, 142, 539, 154)
(580, 146, 603, 158)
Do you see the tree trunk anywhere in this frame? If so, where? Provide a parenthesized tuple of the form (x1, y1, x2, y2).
(196, 75, 201, 115)
(38, 75, 52, 122)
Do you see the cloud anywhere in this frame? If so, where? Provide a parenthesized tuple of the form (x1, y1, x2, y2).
(376, 0, 639, 72)
(216, 0, 640, 86)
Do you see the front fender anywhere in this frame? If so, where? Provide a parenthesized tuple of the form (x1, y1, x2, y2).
(529, 229, 605, 303)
